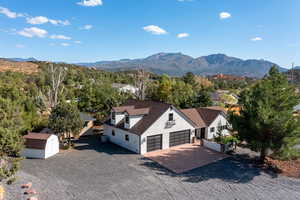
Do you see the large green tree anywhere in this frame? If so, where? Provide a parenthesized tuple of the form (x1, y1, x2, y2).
(230, 66, 300, 162)
(48, 103, 83, 147)
(0, 98, 24, 184)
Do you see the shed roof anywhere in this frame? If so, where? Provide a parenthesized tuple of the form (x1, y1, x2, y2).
(24, 132, 53, 150)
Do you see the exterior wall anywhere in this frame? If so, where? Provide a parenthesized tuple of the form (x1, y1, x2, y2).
(206, 114, 230, 139)
(104, 124, 140, 153)
(203, 139, 221, 152)
(79, 121, 94, 136)
(44, 135, 59, 159)
(125, 115, 142, 129)
(140, 108, 195, 154)
(21, 148, 45, 159)
(111, 112, 124, 125)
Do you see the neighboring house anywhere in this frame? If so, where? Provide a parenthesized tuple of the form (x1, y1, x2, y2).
(181, 106, 230, 140)
(103, 100, 231, 154)
(40, 112, 96, 139)
(104, 100, 197, 154)
(112, 83, 138, 95)
(21, 133, 59, 159)
(79, 112, 96, 136)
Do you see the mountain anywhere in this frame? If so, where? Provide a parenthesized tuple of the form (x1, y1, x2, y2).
(78, 53, 287, 78)
(0, 59, 39, 74)
(5, 57, 38, 62)
(294, 66, 300, 70)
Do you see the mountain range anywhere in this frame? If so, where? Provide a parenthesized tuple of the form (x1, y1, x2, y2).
(77, 53, 287, 78)
(2, 53, 289, 78)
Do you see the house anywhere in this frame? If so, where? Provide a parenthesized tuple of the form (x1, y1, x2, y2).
(21, 133, 59, 159)
(40, 112, 96, 139)
(103, 100, 230, 154)
(112, 83, 138, 95)
(79, 112, 96, 136)
(104, 100, 197, 154)
(181, 106, 229, 140)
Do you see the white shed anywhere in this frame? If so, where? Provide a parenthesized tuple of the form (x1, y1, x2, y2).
(22, 133, 59, 159)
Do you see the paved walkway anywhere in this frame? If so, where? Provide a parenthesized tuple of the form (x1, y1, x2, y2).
(144, 143, 229, 173)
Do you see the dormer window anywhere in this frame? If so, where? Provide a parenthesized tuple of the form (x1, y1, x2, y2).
(112, 112, 116, 120)
(169, 113, 174, 121)
(125, 115, 130, 124)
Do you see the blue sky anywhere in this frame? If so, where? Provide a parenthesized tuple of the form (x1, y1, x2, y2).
(0, 0, 299, 67)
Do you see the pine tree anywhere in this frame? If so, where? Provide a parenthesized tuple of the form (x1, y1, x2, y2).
(230, 66, 300, 162)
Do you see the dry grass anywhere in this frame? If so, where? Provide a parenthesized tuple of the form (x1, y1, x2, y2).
(0, 59, 39, 74)
(266, 157, 300, 178)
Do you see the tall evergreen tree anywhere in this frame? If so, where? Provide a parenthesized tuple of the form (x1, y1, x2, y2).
(230, 66, 300, 162)
(49, 103, 83, 147)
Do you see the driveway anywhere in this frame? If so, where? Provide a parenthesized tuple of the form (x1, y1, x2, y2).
(145, 143, 229, 173)
(5, 136, 300, 200)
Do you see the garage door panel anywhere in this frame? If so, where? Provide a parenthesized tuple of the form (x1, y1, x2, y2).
(169, 130, 190, 147)
(147, 134, 162, 152)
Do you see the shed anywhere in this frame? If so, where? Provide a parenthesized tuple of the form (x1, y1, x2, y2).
(21, 133, 59, 159)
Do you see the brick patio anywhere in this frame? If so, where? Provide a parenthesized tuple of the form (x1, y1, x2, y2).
(144, 143, 230, 173)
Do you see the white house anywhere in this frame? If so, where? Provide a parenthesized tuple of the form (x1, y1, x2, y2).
(181, 106, 230, 140)
(112, 83, 138, 95)
(104, 100, 230, 154)
(22, 133, 59, 159)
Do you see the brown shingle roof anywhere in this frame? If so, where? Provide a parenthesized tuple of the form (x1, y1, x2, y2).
(112, 106, 134, 113)
(181, 107, 225, 127)
(106, 99, 171, 136)
(126, 108, 150, 116)
(24, 132, 52, 150)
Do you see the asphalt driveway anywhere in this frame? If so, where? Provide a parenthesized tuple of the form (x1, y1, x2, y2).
(6, 136, 300, 200)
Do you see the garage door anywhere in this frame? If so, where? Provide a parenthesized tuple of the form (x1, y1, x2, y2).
(147, 134, 162, 152)
(169, 130, 190, 147)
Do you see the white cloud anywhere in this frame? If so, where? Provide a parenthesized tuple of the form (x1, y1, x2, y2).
(81, 24, 93, 30)
(143, 25, 167, 35)
(27, 16, 70, 26)
(50, 34, 72, 40)
(251, 37, 263, 41)
(74, 41, 82, 44)
(18, 27, 48, 38)
(219, 12, 231, 19)
(16, 44, 25, 48)
(0, 7, 23, 18)
(77, 0, 103, 7)
(61, 43, 70, 46)
(177, 33, 189, 38)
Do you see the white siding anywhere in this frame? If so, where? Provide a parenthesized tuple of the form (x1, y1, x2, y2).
(111, 112, 124, 125)
(140, 108, 195, 154)
(21, 149, 45, 159)
(44, 135, 59, 159)
(125, 115, 142, 129)
(104, 124, 140, 153)
(21, 135, 59, 159)
(207, 114, 229, 139)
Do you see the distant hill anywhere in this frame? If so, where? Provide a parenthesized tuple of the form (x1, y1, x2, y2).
(78, 53, 287, 78)
(5, 57, 38, 62)
(0, 59, 39, 74)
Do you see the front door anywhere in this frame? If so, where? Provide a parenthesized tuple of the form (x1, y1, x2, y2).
(200, 128, 206, 139)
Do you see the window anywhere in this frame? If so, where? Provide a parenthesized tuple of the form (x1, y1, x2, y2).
(112, 112, 116, 120)
(112, 130, 115, 136)
(125, 115, 130, 124)
(125, 134, 129, 141)
(83, 121, 89, 128)
(169, 113, 174, 121)
(210, 127, 215, 132)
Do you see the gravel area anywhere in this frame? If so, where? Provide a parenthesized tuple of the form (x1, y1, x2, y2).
(6, 136, 300, 200)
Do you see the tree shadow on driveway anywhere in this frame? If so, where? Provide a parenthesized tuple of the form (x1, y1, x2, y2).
(140, 153, 279, 184)
(73, 135, 136, 155)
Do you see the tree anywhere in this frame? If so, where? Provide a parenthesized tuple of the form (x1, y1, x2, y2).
(48, 103, 83, 147)
(229, 66, 300, 162)
(0, 98, 24, 184)
(182, 72, 197, 86)
(41, 63, 67, 110)
(134, 69, 150, 100)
